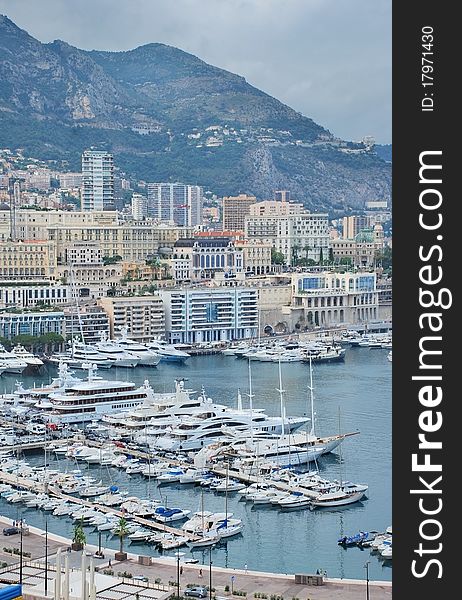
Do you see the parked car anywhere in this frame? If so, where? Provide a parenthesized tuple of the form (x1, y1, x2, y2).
(184, 587, 208, 598)
(3, 527, 20, 536)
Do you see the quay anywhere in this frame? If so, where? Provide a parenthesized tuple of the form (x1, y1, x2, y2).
(0, 515, 392, 599)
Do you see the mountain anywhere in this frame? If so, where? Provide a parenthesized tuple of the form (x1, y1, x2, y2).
(0, 15, 391, 212)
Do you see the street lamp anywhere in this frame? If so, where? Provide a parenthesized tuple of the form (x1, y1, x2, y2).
(209, 545, 215, 600)
(364, 560, 370, 600)
(174, 551, 185, 598)
(19, 522, 23, 585)
(41, 521, 49, 596)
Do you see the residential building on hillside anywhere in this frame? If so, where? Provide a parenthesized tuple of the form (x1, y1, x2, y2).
(0, 240, 57, 282)
(147, 183, 203, 226)
(342, 215, 373, 239)
(64, 305, 110, 344)
(58, 172, 83, 189)
(98, 295, 165, 342)
(222, 193, 256, 231)
(245, 212, 330, 266)
(81, 150, 114, 211)
(131, 194, 148, 220)
(249, 199, 305, 216)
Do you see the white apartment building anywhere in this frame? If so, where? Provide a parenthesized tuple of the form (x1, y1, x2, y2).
(59, 172, 83, 189)
(289, 271, 378, 327)
(81, 150, 114, 211)
(245, 212, 330, 266)
(147, 183, 203, 226)
(249, 199, 305, 216)
(98, 295, 165, 342)
(162, 287, 258, 344)
(131, 194, 148, 220)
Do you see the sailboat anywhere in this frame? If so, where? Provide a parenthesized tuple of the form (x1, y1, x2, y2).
(212, 462, 244, 538)
(310, 409, 368, 509)
(186, 489, 220, 548)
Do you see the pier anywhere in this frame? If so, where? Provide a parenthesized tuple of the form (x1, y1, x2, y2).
(0, 469, 200, 545)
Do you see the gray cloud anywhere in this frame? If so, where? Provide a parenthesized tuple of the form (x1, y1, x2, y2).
(0, 0, 391, 142)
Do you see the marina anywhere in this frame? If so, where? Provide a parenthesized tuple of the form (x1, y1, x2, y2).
(0, 345, 391, 582)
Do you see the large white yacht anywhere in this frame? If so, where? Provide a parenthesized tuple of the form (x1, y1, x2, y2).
(5, 362, 82, 408)
(0, 344, 28, 374)
(48, 341, 115, 369)
(114, 328, 161, 366)
(34, 365, 154, 424)
(153, 407, 309, 452)
(146, 339, 190, 363)
(94, 334, 140, 367)
(102, 381, 307, 449)
(12, 345, 44, 370)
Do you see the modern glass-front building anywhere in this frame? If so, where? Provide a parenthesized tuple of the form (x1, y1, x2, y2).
(290, 271, 378, 326)
(0, 311, 65, 339)
(162, 287, 258, 344)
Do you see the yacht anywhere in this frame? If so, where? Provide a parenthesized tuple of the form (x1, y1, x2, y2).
(114, 327, 161, 366)
(12, 345, 44, 370)
(34, 365, 155, 424)
(146, 339, 190, 363)
(49, 341, 115, 369)
(94, 336, 140, 368)
(154, 410, 309, 452)
(309, 485, 367, 508)
(0, 344, 28, 374)
(301, 344, 346, 363)
(9, 362, 82, 408)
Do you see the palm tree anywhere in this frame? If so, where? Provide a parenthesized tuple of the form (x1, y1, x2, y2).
(114, 516, 129, 560)
(72, 519, 86, 551)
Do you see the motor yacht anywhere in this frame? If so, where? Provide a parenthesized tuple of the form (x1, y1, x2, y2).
(12, 345, 44, 369)
(146, 339, 190, 363)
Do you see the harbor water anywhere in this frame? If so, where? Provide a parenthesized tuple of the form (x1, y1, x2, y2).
(0, 347, 392, 582)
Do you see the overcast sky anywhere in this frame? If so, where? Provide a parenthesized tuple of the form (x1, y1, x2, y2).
(0, 0, 391, 143)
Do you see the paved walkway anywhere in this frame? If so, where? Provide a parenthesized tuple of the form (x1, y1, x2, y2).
(0, 516, 392, 599)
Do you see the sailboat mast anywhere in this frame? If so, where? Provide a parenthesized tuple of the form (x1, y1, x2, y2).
(309, 356, 315, 436)
(225, 461, 229, 522)
(247, 360, 254, 443)
(277, 357, 286, 437)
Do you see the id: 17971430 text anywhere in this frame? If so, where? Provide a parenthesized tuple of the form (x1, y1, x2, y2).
(421, 25, 435, 112)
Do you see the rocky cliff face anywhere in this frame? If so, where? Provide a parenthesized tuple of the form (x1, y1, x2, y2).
(0, 15, 391, 211)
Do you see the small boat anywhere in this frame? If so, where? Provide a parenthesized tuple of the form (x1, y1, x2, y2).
(310, 488, 366, 508)
(187, 534, 220, 548)
(157, 468, 185, 484)
(213, 480, 246, 493)
(338, 531, 370, 547)
(128, 529, 152, 542)
(278, 492, 311, 510)
(153, 507, 191, 523)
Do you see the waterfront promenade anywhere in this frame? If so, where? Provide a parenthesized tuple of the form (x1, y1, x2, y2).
(0, 516, 392, 599)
